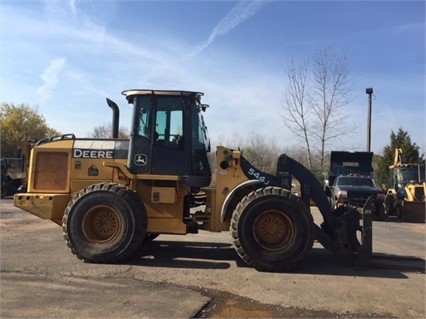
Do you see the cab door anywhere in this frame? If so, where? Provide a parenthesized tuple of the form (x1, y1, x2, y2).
(128, 95, 152, 174)
(151, 96, 187, 176)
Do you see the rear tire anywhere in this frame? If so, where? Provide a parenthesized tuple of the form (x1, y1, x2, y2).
(385, 194, 395, 216)
(62, 183, 147, 263)
(230, 187, 314, 272)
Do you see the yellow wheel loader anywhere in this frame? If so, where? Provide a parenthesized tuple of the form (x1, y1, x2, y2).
(14, 90, 372, 271)
(385, 148, 425, 223)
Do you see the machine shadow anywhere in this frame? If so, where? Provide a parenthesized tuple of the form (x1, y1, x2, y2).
(129, 240, 237, 270)
(297, 248, 424, 278)
(129, 240, 424, 278)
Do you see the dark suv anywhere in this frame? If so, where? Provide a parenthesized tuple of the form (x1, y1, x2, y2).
(330, 175, 385, 219)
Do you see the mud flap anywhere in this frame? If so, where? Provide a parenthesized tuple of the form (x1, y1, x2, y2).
(332, 197, 373, 267)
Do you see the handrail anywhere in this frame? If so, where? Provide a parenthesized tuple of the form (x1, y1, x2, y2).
(35, 134, 76, 146)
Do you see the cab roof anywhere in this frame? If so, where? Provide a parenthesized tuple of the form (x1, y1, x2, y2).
(122, 89, 204, 102)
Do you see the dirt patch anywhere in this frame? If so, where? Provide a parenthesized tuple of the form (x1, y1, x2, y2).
(0, 215, 57, 236)
(0, 200, 57, 236)
(192, 287, 393, 318)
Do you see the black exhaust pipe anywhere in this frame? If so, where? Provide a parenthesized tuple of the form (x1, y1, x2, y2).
(106, 98, 120, 138)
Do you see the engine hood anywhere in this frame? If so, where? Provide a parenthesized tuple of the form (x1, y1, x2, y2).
(338, 185, 384, 194)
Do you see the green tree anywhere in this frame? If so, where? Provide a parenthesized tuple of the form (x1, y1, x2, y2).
(0, 102, 60, 158)
(376, 128, 424, 188)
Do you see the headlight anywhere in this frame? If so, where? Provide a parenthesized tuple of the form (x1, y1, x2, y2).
(336, 190, 347, 200)
(376, 193, 385, 200)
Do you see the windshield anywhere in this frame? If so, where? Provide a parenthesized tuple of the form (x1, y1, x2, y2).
(336, 176, 375, 187)
(194, 111, 210, 152)
(155, 96, 184, 149)
(190, 102, 211, 177)
(395, 166, 425, 184)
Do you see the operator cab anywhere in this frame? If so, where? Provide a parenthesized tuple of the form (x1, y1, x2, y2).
(393, 164, 425, 188)
(123, 89, 212, 187)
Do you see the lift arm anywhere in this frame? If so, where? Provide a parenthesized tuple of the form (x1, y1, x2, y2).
(390, 148, 403, 169)
(275, 154, 373, 266)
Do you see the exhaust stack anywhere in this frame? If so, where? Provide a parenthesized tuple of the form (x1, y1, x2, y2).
(106, 98, 120, 138)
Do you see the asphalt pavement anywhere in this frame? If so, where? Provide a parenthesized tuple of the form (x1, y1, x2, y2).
(1, 198, 425, 318)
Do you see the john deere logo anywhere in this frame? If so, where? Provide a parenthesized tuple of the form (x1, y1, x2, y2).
(134, 154, 147, 166)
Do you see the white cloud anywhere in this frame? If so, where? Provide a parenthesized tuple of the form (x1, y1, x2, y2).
(69, 0, 77, 15)
(37, 57, 67, 100)
(190, 0, 271, 57)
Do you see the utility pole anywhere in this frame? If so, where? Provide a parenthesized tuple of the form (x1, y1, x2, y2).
(366, 88, 373, 152)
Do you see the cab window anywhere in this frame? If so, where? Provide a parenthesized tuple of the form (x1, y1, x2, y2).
(155, 97, 184, 149)
(136, 96, 152, 139)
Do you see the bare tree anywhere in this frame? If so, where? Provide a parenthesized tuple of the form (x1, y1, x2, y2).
(311, 46, 353, 169)
(212, 133, 245, 150)
(242, 133, 281, 174)
(209, 132, 282, 175)
(91, 123, 129, 139)
(282, 45, 353, 170)
(282, 59, 313, 168)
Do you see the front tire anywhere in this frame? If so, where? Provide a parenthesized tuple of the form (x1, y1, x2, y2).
(230, 187, 314, 272)
(62, 183, 147, 263)
(374, 203, 385, 221)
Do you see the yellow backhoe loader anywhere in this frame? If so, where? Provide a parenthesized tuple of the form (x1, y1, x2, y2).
(385, 148, 425, 223)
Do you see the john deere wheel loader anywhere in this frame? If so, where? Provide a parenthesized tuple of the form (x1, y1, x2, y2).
(385, 148, 425, 223)
(14, 89, 372, 271)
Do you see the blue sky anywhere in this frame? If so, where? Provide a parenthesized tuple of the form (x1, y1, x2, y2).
(1, 0, 425, 155)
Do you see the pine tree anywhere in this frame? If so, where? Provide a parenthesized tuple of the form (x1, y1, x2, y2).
(376, 128, 424, 188)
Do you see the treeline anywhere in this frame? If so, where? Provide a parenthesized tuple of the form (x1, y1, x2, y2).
(1, 102, 423, 189)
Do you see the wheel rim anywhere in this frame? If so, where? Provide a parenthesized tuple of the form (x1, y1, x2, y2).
(81, 205, 122, 244)
(252, 210, 295, 252)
